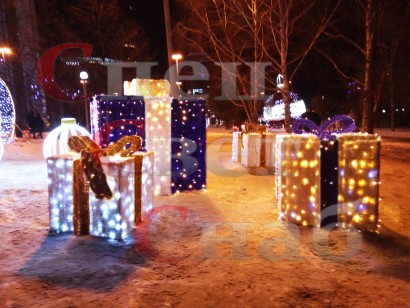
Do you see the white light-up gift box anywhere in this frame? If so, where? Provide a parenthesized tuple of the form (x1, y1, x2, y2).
(89, 151, 154, 241)
(47, 154, 89, 235)
(239, 132, 277, 168)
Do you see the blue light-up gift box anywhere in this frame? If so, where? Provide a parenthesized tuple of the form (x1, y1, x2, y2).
(91, 95, 207, 195)
(90, 95, 145, 150)
(275, 116, 381, 231)
(171, 98, 206, 194)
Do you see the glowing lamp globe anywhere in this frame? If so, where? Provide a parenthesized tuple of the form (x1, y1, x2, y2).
(0, 77, 16, 142)
(0, 118, 4, 160)
(43, 118, 91, 158)
(0, 139, 3, 160)
(0, 116, 3, 160)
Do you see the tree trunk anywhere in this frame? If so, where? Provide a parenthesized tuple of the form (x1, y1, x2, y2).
(361, 0, 375, 133)
(388, 66, 395, 131)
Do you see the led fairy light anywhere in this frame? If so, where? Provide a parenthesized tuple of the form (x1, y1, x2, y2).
(90, 95, 145, 149)
(241, 133, 262, 167)
(0, 77, 16, 141)
(263, 100, 306, 121)
(124, 78, 171, 97)
(88, 152, 154, 240)
(0, 116, 3, 160)
(89, 156, 136, 240)
(276, 134, 321, 226)
(337, 133, 381, 231)
(171, 98, 206, 194)
(47, 156, 81, 234)
(145, 96, 172, 195)
(43, 118, 91, 158)
(232, 131, 242, 163)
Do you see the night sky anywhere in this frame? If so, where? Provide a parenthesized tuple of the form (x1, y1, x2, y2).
(122, 0, 170, 76)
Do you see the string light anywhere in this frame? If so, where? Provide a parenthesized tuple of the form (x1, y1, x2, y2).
(276, 134, 321, 226)
(0, 116, 3, 159)
(43, 118, 91, 158)
(91, 96, 145, 149)
(89, 154, 154, 240)
(47, 151, 154, 240)
(93, 95, 207, 195)
(263, 99, 306, 121)
(48, 157, 79, 234)
(276, 132, 381, 231)
(171, 98, 206, 194)
(0, 77, 16, 141)
(145, 97, 173, 196)
(337, 133, 381, 231)
(123, 78, 170, 97)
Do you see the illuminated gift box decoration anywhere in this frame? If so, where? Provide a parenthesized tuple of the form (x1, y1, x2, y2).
(336, 133, 381, 231)
(90, 96, 145, 149)
(47, 155, 89, 235)
(124, 78, 171, 97)
(89, 152, 154, 241)
(264, 133, 278, 168)
(276, 115, 381, 231)
(47, 136, 154, 241)
(0, 77, 16, 142)
(43, 118, 91, 158)
(91, 95, 207, 195)
(232, 132, 242, 163)
(275, 134, 321, 226)
(171, 98, 207, 194)
(237, 126, 277, 169)
(0, 116, 3, 160)
(145, 97, 172, 195)
(241, 133, 261, 167)
(0, 137, 3, 160)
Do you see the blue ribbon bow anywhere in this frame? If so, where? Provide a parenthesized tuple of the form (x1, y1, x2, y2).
(292, 115, 356, 140)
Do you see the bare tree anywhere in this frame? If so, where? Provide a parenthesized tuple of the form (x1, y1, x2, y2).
(64, 0, 150, 61)
(176, 0, 340, 131)
(319, 0, 409, 132)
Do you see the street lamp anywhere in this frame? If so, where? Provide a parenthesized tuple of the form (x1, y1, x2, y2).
(172, 53, 183, 93)
(0, 47, 12, 59)
(80, 71, 90, 131)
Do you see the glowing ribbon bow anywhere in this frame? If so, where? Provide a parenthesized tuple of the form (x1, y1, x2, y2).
(68, 135, 143, 199)
(292, 115, 356, 140)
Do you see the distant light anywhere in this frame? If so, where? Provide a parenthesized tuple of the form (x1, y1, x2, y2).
(0, 47, 12, 57)
(80, 71, 88, 80)
(172, 53, 183, 61)
(382, 109, 386, 113)
(402, 108, 405, 112)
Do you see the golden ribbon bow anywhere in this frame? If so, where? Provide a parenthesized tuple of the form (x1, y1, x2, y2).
(68, 135, 143, 199)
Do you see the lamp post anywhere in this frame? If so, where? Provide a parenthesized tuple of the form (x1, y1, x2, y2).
(0, 47, 12, 60)
(172, 53, 183, 94)
(80, 71, 90, 131)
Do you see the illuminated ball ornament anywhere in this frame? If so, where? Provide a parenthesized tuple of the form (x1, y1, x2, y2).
(0, 77, 16, 141)
(43, 118, 91, 158)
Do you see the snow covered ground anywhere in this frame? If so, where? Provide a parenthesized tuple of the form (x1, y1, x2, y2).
(1, 127, 410, 307)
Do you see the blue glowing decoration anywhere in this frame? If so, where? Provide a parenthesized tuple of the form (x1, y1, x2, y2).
(0, 77, 15, 141)
(91, 96, 145, 150)
(292, 115, 356, 140)
(171, 98, 207, 193)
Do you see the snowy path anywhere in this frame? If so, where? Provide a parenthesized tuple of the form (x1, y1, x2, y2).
(0, 129, 410, 307)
